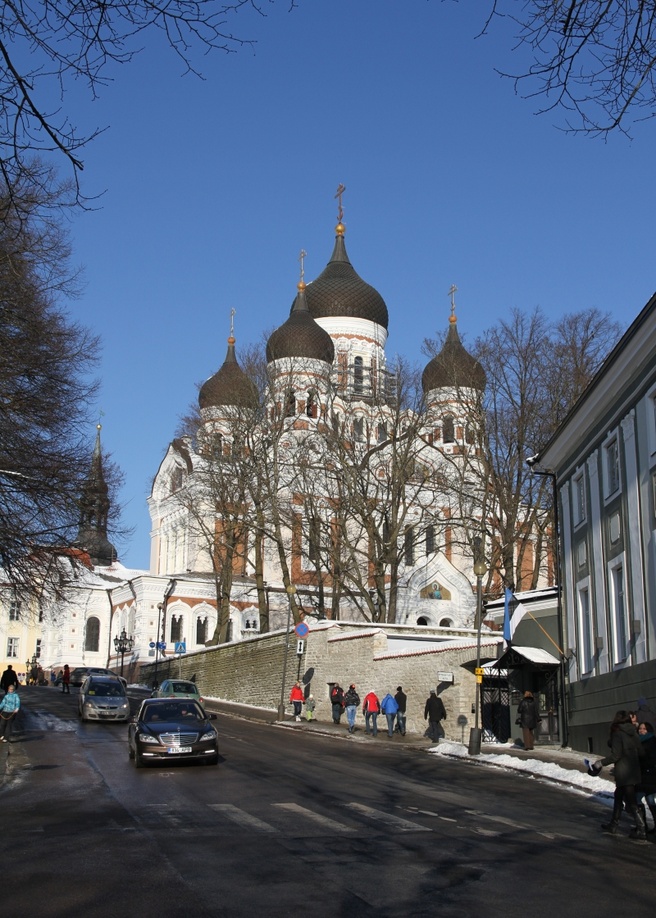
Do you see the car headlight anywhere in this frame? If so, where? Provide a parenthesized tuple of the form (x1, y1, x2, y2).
(119, 701, 129, 710)
(138, 733, 159, 744)
(199, 729, 218, 742)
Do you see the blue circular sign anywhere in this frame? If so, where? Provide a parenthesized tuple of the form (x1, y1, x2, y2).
(294, 622, 309, 638)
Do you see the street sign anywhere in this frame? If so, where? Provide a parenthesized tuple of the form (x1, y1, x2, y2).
(149, 641, 156, 649)
(437, 671, 454, 683)
(175, 641, 186, 654)
(296, 639, 305, 655)
(474, 667, 484, 676)
(294, 622, 309, 638)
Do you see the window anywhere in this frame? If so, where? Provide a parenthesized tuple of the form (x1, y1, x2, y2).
(609, 561, 629, 665)
(605, 437, 620, 496)
(306, 390, 317, 419)
(404, 527, 415, 566)
(426, 525, 436, 555)
(6, 637, 18, 658)
(578, 584, 594, 675)
(573, 473, 586, 526)
(353, 418, 364, 442)
(85, 617, 100, 652)
(353, 357, 364, 394)
(170, 467, 183, 493)
(8, 600, 21, 621)
(36, 638, 42, 659)
(442, 415, 455, 444)
(377, 422, 387, 443)
(170, 615, 183, 643)
(196, 617, 207, 644)
(284, 390, 296, 418)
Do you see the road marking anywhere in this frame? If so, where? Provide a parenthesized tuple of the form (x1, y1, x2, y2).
(208, 804, 276, 833)
(273, 802, 355, 832)
(344, 803, 432, 832)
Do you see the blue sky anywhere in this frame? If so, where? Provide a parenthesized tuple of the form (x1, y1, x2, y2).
(61, 1, 655, 568)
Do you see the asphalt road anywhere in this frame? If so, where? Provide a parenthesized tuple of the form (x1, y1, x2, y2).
(1, 687, 653, 918)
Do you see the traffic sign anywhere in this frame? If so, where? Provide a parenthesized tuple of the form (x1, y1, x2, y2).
(149, 641, 156, 649)
(296, 640, 305, 655)
(175, 641, 186, 654)
(294, 622, 309, 638)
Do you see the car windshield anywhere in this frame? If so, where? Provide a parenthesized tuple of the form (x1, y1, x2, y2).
(144, 702, 204, 723)
(169, 682, 197, 693)
(89, 683, 124, 697)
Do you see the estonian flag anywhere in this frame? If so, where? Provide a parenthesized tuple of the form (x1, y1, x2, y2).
(503, 588, 529, 642)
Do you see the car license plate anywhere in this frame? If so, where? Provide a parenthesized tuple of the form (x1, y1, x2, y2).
(167, 746, 192, 754)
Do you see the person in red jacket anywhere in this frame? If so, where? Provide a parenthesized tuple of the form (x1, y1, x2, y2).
(289, 680, 304, 722)
(363, 691, 381, 737)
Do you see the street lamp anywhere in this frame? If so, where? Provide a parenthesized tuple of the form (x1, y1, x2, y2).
(277, 584, 296, 721)
(26, 653, 37, 684)
(468, 537, 487, 756)
(113, 628, 134, 678)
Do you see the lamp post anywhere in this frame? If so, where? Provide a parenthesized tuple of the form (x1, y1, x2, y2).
(26, 652, 37, 684)
(113, 628, 134, 678)
(468, 538, 487, 756)
(277, 584, 296, 721)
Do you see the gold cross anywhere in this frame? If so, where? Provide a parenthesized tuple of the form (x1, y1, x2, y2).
(230, 307, 235, 337)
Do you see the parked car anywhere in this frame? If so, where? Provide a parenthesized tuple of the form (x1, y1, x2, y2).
(79, 674, 131, 722)
(70, 666, 125, 687)
(151, 679, 204, 704)
(128, 698, 219, 767)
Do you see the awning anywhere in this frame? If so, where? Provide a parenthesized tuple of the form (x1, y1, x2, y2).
(493, 645, 560, 671)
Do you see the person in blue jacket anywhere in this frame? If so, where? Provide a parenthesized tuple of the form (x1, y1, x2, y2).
(0, 684, 21, 743)
(380, 692, 399, 737)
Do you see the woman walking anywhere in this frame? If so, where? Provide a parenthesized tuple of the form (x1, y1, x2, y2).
(592, 710, 647, 839)
(517, 690, 540, 751)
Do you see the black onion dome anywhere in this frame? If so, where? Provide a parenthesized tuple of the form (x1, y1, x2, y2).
(422, 315, 486, 393)
(199, 337, 258, 410)
(266, 282, 335, 364)
(302, 226, 389, 330)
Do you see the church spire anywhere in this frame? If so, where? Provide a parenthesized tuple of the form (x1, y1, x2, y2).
(75, 424, 117, 566)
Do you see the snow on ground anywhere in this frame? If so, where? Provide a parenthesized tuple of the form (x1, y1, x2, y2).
(430, 740, 616, 800)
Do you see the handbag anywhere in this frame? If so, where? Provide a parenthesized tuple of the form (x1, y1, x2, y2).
(515, 717, 522, 726)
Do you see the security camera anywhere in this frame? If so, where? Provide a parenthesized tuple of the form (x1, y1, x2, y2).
(526, 454, 541, 468)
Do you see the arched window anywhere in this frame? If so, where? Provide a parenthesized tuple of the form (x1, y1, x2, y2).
(353, 356, 364, 394)
(85, 617, 100, 652)
(306, 390, 317, 419)
(417, 617, 428, 626)
(439, 618, 453, 627)
(426, 525, 436, 555)
(170, 467, 183, 493)
(284, 390, 296, 417)
(404, 526, 415, 566)
(442, 415, 455, 443)
(196, 617, 207, 644)
(377, 422, 387, 443)
(353, 417, 364, 441)
(170, 615, 183, 643)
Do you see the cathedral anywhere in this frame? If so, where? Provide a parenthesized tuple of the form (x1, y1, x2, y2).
(8, 196, 535, 678)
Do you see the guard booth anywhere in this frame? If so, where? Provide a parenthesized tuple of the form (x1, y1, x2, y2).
(491, 645, 563, 746)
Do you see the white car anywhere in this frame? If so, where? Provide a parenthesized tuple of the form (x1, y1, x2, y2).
(78, 674, 131, 722)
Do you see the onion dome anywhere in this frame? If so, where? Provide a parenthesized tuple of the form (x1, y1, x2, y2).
(422, 311, 486, 393)
(199, 336, 258, 410)
(266, 281, 335, 364)
(302, 223, 389, 330)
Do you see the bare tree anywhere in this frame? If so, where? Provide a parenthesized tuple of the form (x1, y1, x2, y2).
(0, 0, 277, 201)
(486, 0, 656, 135)
(0, 177, 103, 601)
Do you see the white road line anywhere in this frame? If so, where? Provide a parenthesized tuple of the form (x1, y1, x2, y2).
(344, 803, 432, 832)
(208, 804, 277, 833)
(272, 802, 355, 832)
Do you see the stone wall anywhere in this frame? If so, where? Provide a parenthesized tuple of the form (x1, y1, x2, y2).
(138, 620, 499, 740)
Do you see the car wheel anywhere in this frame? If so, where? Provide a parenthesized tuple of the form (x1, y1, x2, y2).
(133, 751, 144, 768)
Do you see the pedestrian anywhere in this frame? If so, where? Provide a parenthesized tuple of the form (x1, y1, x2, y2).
(0, 684, 21, 743)
(424, 689, 446, 742)
(517, 690, 540, 751)
(591, 710, 647, 839)
(0, 664, 19, 693)
(330, 683, 344, 724)
(62, 664, 71, 694)
(380, 691, 399, 737)
(289, 680, 304, 722)
(636, 720, 656, 833)
(343, 684, 360, 734)
(363, 690, 381, 736)
(394, 685, 407, 735)
(305, 694, 316, 722)
(29, 663, 38, 685)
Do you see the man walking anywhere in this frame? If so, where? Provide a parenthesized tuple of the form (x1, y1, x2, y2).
(424, 689, 447, 742)
(330, 683, 344, 724)
(343, 684, 360, 734)
(363, 690, 381, 736)
(394, 685, 407, 735)
(381, 691, 399, 737)
(0, 664, 19, 693)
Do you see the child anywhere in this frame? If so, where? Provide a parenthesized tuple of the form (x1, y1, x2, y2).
(305, 694, 316, 721)
(0, 684, 21, 742)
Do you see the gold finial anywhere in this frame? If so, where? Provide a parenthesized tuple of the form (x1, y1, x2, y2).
(335, 183, 346, 232)
(97, 409, 104, 431)
(448, 284, 458, 323)
(228, 307, 236, 344)
(299, 249, 307, 282)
